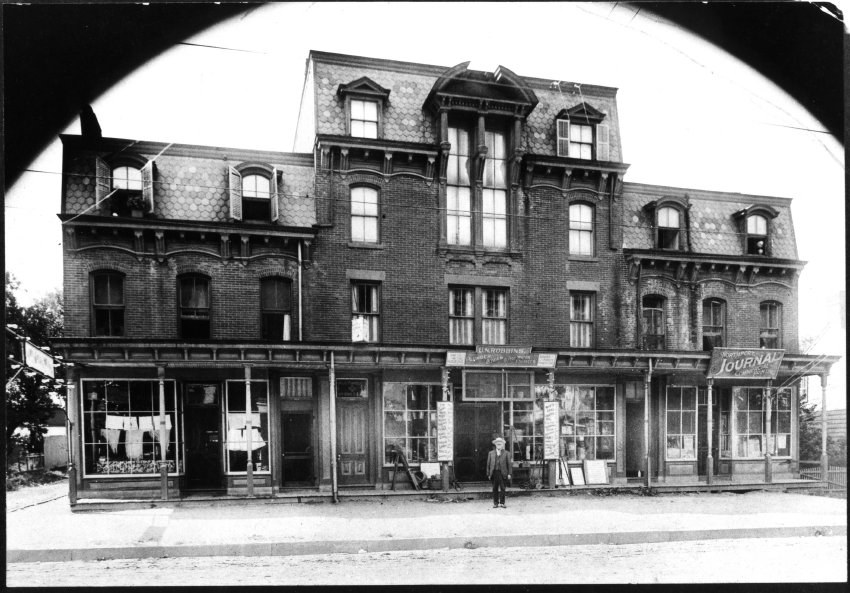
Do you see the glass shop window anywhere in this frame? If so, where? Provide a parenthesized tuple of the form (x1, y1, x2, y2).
(383, 384, 441, 465)
(666, 386, 697, 460)
(224, 381, 269, 473)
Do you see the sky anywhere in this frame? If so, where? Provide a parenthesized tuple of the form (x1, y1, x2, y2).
(4, 2, 844, 408)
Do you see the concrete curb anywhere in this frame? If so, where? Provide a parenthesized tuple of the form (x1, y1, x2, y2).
(7, 524, 845, 563)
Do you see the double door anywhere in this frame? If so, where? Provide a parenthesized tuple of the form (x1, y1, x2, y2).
(454, 404, 501, 482)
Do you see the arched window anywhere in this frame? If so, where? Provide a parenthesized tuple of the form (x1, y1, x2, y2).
(642, 295, 665, 350)
(261, 277, 292, 341)
(228, 165, 278, 222)
(242, 174, 272, 221)
(111, 166, 142, 191)
(759, 301, 782, 348)
(350, 186, 379, 243)
(91, 271, 125, 336)
(702, 298, 726, 350)
(746, 214, 768, 255)
(656, 207, 681, 250)
(179, 274, 210, 340)
(569, 203, 594, 256)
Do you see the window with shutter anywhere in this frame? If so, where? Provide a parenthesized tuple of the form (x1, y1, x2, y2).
(596, 124, 610, 161)
(270, 168, 280, 222)
(228, 167, 243, 221)
(556, 119, 570, 157)
(141, 161, 155, 213)
(95, 156, 112, 209)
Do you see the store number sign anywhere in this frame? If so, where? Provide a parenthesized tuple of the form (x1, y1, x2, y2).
(543, 400, 560, 460)
(436, 401, 454, 462)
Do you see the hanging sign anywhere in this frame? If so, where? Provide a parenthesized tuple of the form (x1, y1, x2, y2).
(436, 401, 454, 462)
(23, 341, 55, 379)
(543, 400, 560, 460)
(706, 348, 784, 380)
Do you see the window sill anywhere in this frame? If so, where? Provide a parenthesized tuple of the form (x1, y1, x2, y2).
(438, 245, 522, 258)
(568, 256, 599, 262)
(348, 242, 385, 250)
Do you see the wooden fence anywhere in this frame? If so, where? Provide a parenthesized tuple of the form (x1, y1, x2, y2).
(798, 461, 847, 493)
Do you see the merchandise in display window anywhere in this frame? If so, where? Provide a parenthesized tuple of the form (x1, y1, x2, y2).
(554, 385, 615, 461)
(81, 380, 180, 476)
(666, 386, 697, 460)
(722, 386, 792, 459)
(383, 383, 441, 465)
(224, 381, 269, 473)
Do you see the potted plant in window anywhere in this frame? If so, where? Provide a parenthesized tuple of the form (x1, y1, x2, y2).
(125, 194, 146, 217)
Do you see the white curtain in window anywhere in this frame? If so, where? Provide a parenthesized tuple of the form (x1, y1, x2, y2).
(569, 204, 593, 255)
(482, 189, 507, 248)
(447, 186, 471, 245)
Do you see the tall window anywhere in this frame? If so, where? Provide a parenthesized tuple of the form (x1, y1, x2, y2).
(449, 288, 474, 345)
(770, 388, 792, 457)
(92, 271, 125, 336)
(224, 380, 269, 473)
(446, 127, 472, 245)
(746, 214, 768, 255)
(642, 295, 665, 350)
(554, 385, 615, 461)
(383, 384, 441, 465)
(569, 203, 594, 256)
(260, 277, 292, 341)
(351, 282, 380, 342)
(666, 386, 697, 460)
(112, 166, 142, 191)
(482, 288, 507, 344)
(656, 207, 681, 250)
(81, 380, 179, 476)
(702, 298, 726, 349)
(242, 174, 272, 221)
(350, 186, 379, 243)
(569, 123, 593, 160)
(734, 388, 764, 458)
(179, 275, 210, 340)
(482, 131, 508, 248)
(350, 99, 378, 138)
(570, 293, 594, 348)
(759, 301, 782, 348)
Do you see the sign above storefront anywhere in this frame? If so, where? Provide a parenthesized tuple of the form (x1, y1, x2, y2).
(23, 341, 55, 379)
(706, 348, 784, 380)
(447, 349, 558, 368)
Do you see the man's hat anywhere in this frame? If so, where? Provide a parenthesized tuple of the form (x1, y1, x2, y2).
(492, 436, 506, 445)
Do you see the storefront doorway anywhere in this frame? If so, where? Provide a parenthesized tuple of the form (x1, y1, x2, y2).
(337, 399, 369, 485)
(454, 404, 500, 482)
(280, 411, 314, 486)
(625, 400, 644, 478)
(184, 391, 223, 491)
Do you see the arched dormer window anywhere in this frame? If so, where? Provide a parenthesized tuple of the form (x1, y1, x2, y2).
(95, 154, 154, 216)
(555, 102, 609, 161)
(228, 163, 279, 222)
(734, 205, 779, 256)
(643, 196, 689, 251)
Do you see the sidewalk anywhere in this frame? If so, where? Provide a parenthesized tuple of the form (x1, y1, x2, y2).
(6, 483, 846, 563)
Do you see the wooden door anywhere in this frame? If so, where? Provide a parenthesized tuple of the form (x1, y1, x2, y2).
(626, 401, 644, 478)
(337, 400, 369, 485)
(281, 412, 314, 486)
(185, 405, 223, 490)
(454, 404, 501, 481)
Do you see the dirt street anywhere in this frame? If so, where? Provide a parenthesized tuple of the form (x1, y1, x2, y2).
(7, 536, 846, 586)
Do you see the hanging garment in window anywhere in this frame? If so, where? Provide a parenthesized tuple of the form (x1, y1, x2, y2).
(125, 430, 145, 459)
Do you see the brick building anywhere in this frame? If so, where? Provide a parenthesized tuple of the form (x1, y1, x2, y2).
(54, 51, 838, 500)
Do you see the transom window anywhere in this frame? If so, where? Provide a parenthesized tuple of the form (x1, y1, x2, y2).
(759, 301, 782, 348)
(642, 295, 665, 350)
(260, 277, 292, 341)
(569, 292, 594, 348)
(666, 386, 697, 460)
(351, 282, 380, 342)
(656, 207, 681, 250)
(350, 99, 378, 139)
(702, 298, 726, 349)
(746, 214, 768, 255)
(91, 271, 125, 336)
(179, 274, 210, 340)
(112, 166, 142, 191)
(242, 174, 272, 221)
(569, 203, 594, 256)
(350, 186, 379, 243)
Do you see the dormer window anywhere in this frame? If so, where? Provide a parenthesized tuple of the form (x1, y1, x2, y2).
(112, 166, 142, 191)
(228, 164, 279, 223)
(242, 174, 272, 221)
(555, 103, 609, 161)
(96, 155, 154, 216)
(746, 214, 768, 255)
(657, 207, 681, 250)
(338, 77, 390, 140)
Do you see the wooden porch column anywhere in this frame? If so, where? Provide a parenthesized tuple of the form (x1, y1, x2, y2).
(245, 366, 254, 497)
(157, 366, 168, 500)
(706, 379, 714, 486)
(329, 353, 339, 503)
(820, 373, 829, 486)
(441, 367, 450, 492)
(644, 359, 653, 488)
(764, 380, 773, 483)
(65, 364, 79, 504)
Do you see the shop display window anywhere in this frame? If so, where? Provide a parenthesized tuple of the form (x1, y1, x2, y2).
(224, 381, 269, 473)
(731, 386, 792, 458)
(81, 380, 179, 476)
(504, 399, 544, 462)
(666, 386, 697, 460)
(383, 383, 442, 465)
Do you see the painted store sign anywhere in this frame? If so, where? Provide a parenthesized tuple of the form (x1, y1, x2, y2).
(446, 346, 558, 368)
(706, 348, 784, 380)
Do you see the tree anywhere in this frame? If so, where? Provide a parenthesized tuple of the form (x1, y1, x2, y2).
(5, 273, 65, 455)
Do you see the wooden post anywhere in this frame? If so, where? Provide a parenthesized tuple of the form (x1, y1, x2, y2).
(329, 353, 339, 503)
(706, 379, 714, 486)
(440, 367, 450, 492)
(547, 369, 557, 489)
(644, 360, 652, 488)
(157, 367, 168, 500)
(65, 365, 78, 504)
(245, 366, 254, 497)
(764, 381, 773, 484)
(820, 373, 829, 487)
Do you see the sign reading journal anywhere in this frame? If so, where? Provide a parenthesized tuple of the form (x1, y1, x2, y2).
(707, 348, 784, 380)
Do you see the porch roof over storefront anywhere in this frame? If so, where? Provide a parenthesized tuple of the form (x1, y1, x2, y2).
(51, 340, 840, 378)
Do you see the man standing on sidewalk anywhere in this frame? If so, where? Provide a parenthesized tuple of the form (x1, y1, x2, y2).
(487, 436, 511, 508)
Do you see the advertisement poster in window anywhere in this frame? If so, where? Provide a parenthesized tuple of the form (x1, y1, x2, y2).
(543, 400, 559, 460)
(436, 401, 454, 461)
